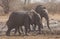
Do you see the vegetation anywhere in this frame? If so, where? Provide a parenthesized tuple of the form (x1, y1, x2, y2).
(0, 0, 60, 15)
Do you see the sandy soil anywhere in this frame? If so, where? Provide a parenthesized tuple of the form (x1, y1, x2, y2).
(0, 35, 60, 39)
(49, 13, 60, 21)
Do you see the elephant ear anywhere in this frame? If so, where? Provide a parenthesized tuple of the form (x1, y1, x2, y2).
(27, 9, 35, 19)
(31, 9, 41, 18)
(28, 12, 33, 20)
(43, 9, 48, 14)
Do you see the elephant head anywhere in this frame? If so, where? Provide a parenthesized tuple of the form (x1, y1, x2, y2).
(35, 5, 51, 30)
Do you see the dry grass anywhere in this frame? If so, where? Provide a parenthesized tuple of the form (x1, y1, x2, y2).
(0, 14, 10, 22)
(49, 13, 60, 21)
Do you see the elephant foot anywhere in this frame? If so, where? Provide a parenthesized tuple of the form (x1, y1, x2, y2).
(24, 33, 29, 36)
(6, 31, 10, 36)
(28, 30, 31, 33)
(6, 33, 10, 36)
(19, 33, 21, 36)
(37, 32, 42, 35)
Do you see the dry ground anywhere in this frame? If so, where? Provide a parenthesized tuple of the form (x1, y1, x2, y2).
(0, 13, 60, 39)
(49, 13, 60, 21)
(0, 35, 60, 39)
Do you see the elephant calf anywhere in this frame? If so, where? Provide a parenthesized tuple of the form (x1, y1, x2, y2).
(30, 9, 43, 34)
(6, 10, 43, 36)
(6, 11, 30, 36)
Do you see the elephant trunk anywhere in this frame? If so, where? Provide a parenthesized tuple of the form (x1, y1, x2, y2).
(46, 16, 51, 31)
(47, 18, 51, 30)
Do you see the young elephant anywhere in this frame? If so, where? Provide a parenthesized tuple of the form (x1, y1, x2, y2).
(6, 11, 30, 36)
(6, 10, 43, 36)
(28, 9, 43, 34)
(13, 10, 43, 35)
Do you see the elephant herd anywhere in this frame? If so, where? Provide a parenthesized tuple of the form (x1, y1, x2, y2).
(6, 5, 51, 36)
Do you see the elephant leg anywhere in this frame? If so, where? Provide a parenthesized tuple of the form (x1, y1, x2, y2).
(27, 25, 31, 33)
(38, 25, 41, 34)
(41, 16, 42, 21)
(14, 27, 17, 35)
(6, 27, 12, 36)
(38, 26, 41, 34)
(24, 17, 30, 35)
(20, 26, 23, 33)
(39, 16, 43, 29)
(17, 26, 21, 35)
(14, 26, 21, 35)
(23, 26, 27, 35)
(37, 22, 43, 34)
(33, 24, 36, 31)
(41, 16, 43, 29)
(24, 23, 29, 35)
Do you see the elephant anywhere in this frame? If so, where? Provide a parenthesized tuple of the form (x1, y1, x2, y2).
(6, 10, 43, 36)
(6, 11, 31, 36)
(35, 5, 51, 30)
(28, 9, 43, 33)
(14, 10, 43, 34)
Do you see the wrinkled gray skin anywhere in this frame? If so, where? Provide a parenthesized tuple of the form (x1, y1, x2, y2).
(14, 11, 43, 35)
(28, 10, 43, 33)
(6, 11, 43, 36)
(6, 11, 30, 36)
(35, 5, 51, 30)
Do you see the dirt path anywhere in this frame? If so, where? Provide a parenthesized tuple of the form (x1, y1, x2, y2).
(0, 35, 60, 39)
